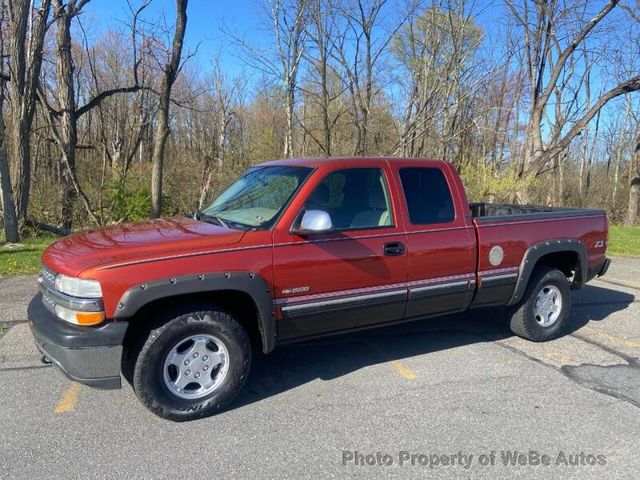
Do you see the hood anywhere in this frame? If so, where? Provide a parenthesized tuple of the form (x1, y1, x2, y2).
(42, 216, 246, 276)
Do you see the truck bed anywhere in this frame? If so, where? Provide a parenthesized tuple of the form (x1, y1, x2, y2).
(470, 203, 605, 223)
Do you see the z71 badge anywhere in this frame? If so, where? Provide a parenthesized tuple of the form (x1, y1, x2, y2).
(281, 286, 310, 295)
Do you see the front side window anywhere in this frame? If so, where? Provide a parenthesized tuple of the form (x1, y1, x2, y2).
(202, 166, 312, 229)
(399, 167, 455, 224)
(302, 168, 393, 230)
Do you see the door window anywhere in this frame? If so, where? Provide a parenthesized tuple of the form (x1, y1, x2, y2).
(303, 168, 393, 230)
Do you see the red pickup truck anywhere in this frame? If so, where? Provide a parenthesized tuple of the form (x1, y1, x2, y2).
(29, 158, 610, 421)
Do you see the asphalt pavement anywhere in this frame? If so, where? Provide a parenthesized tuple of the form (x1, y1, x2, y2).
(0, 258, 639, 479)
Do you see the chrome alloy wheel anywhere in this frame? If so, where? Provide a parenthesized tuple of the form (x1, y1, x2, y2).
(533, 284, 563, 327)
(162, 334, 229, 400)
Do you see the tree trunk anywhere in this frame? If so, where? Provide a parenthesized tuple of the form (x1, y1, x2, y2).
(54, 2, 78, 230)
(150, 0, 188, 218)
(283, 81, 295, 158)
(151, 86, 170, 217)
(13, 122, 31, 222)
(625, 125, 640, 226)
(628, 178, 640, 227)
(7, 0, 51, 225)
(47, 0, 102, 228)
(0, 1, 19, 242)
(0, 128, 19, 243)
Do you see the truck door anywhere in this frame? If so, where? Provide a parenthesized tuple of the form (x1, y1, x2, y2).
(394, 163, 477, 318)
(272, 165, 408, 341)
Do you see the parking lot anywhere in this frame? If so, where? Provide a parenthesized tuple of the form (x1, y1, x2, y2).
(1, 260, 639, 479)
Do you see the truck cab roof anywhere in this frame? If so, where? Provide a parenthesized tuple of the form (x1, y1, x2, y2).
(258, 157, 449, 169)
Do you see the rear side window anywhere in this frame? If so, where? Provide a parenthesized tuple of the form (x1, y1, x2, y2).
(399, 168, 455, 224)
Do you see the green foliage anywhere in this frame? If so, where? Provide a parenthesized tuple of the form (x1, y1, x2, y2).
(459, 162, 539, 203)
(0, 236, 56, 275)
(608, 225, 640, 257)
(106, 177, 151, 223)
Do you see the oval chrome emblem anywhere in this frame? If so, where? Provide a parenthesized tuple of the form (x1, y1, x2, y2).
(489, 246, 504, 266)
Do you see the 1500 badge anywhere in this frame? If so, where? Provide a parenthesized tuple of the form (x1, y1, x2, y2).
(281, 286, 310, 295)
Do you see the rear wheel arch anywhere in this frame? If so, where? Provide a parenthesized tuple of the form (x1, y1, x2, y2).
(507, 239, 587, 306)
(115, 272, 275, 354)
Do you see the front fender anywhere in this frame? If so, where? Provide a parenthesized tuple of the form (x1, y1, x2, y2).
(114, 272, 276, 353)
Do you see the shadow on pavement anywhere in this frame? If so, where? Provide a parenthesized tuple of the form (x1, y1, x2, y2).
(233, 283, 635, 411)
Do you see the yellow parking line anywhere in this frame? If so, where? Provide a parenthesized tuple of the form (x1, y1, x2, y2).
(54, 383, 81, 414)
(367, 342, 417, 380)
(387, 359, 417, 380)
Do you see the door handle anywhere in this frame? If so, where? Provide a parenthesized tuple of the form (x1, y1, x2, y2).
(383, 242, 405, 256)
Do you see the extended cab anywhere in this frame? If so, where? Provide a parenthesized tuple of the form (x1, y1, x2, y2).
(29, 158, 610, 420)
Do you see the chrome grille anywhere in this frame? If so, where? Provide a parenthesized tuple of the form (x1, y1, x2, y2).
(38, 265, 104, 313)
(40, 266, 56, 287)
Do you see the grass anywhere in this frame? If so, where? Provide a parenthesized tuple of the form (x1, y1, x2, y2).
(0, 324, 7, 337)
(0, 225, 638, 276)
(0, 235, 56, 276)
(608, 225, 640, 258)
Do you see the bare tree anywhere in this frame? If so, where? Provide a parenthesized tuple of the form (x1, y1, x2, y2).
(334, 0, 416, 156)
(393, 1, 483, 160)
(39, 0, 148, 228)
(227, 0, 310, 158)
(625, 121, 640, 225)
(299, 0, 352, 156)
(507, 0, 640, 201)
(272, 0, 309, 157)
(197, 62, 244, 209)
(150, 0, 188, 218)
(0, 0, 20, 243)
(7, 0, 51, 227)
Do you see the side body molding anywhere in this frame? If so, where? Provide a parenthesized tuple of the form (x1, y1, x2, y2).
(507, 239, 587, 306)
(114, 272, 276, 353)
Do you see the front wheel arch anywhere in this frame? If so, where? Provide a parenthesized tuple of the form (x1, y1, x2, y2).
(114, 272, 276, 353)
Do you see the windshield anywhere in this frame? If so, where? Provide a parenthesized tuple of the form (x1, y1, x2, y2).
(201, 165, 312, 229)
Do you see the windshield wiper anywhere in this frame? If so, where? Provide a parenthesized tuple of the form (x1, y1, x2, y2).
(194, 209, 229, 229)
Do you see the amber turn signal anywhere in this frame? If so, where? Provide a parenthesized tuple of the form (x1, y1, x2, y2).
(54, 304, 105, 326)
(75, 311, 106, 326)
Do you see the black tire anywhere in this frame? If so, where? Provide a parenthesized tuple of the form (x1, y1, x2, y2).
(131, 307, 251, 421)
(508, 266, 571, 342)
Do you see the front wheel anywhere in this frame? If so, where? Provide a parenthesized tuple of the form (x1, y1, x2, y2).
(508, 267, 571, 342)
(131, 308, 251, 421)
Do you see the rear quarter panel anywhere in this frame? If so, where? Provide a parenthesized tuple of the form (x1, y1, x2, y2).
(474, 213, 608, 277)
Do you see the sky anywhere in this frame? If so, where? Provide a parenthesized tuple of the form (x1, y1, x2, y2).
(81, 0, 636, 128)
(82, 0, 507, 93)
(85, 0, 271, 78)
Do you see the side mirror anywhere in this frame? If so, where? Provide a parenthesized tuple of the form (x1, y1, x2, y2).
(295, 210, 333, 234)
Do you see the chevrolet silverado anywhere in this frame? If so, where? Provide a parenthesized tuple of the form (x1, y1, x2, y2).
(29, 158, 610, 421)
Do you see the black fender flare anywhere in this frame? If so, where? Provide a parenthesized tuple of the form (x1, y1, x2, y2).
(114, 272, 276, 353)
(507, 239, 587, 306)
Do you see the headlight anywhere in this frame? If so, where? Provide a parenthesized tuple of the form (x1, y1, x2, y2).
(54, 274, 102, 298)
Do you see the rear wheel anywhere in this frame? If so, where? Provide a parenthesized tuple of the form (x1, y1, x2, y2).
(131, 307, 251, 421)
(508, 267, 571, 341)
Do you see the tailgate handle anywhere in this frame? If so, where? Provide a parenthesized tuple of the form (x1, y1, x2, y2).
(383, 242, 405, 256)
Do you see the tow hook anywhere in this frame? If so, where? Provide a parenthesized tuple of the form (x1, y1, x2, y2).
(41, 355, 52, 365)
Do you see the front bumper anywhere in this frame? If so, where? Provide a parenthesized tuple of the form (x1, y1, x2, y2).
(28, 293, 127, 389)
